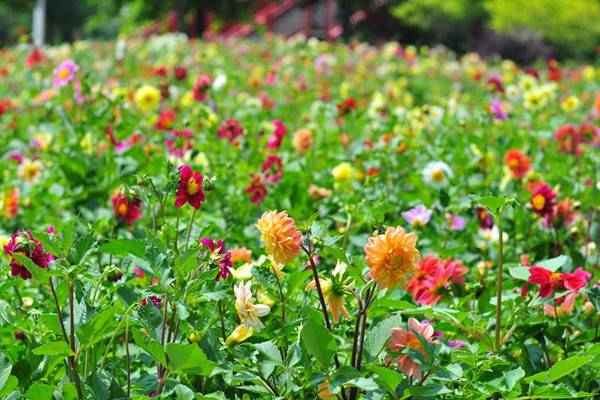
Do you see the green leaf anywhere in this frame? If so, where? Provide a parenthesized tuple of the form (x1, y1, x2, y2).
(509, 267, 530, 280)
(166, 343, 215, 375)
(368, 365, 404, 394)
(77, 305, 119, 347)
(174, 384, 195, 400)
(525, 355, 593, 383)
(12, 253, 49, 281)
(132, 331, 166, 366)
(364, 313, 403, 361)
(404, 384, 451, 398)
(35, 232, 63, 257)
(537, 255, 568, 272)
(25, 382, 55, 400)
(301, 317, 337, 369)
(98, 239, 145, 258)
(0, 353, 12, 393)
(174, 248, 199, 278)
(67, 232, 96, 265)
(32, 341, 74, 357)
(255, 341, 283, 364)
(0, 376, 17, 397)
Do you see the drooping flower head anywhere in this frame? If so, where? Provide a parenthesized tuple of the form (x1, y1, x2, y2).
(134, 85, 161, 113)
(175, 165, 205, 209)
(530, 183, 557, 223)
(234, 281, 270, 330)
(306, 261, 352, 323)
(199, 237, 233, 280)
(52, 60, 79, 88)
(3, 230, 53, 280)
(111, 189, 143, 225)
(422, 161, 453, 189)
(256, 211, 302, 264)
(402, 205, 432, 228)
(475, 206, 494, 229)
(364, 226, 420, 289)
(504, 150, 531, 179)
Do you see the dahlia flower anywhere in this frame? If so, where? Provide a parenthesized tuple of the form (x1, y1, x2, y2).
(234, 281, 270, 331)
(174, 165, 205, 209)
(256, 211, 302, 265)
(52, 60, 78, 88)
(111, 189, 143, 225)
(3, 230, 53, 280)
(364, 226, 420, 289)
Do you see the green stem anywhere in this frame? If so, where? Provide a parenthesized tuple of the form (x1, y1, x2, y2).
(185, 209, 197, 251)
(68, 279, 84, 399)
(494, 209, 504, 353)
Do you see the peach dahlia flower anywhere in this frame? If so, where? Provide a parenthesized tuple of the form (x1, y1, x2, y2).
(364, 226, 419, 289)
(256, 210, 302, 264)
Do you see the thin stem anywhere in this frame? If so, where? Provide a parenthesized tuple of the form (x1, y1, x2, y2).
(494, 210, 504, 353)
(302, 242, 347, 400)
(271, 265, 288, 357)
(158, 295, 169, 379)
(217, 300, 226, 342)
(185, 209, 197, 251)
(350, 285, 376, 400)
(68, 279, 84, 400)
(174, 212, 180, 254)
(125, 315, 131, 398)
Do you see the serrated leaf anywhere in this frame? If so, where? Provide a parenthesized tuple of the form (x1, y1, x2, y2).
(166, 343, 215, 375)
(98, 239, 145, 258)
(32, 341, 74, 357)
(132, 331, 166, 366)
(301, 318, 336, 369)
(364, 313, 403, 361)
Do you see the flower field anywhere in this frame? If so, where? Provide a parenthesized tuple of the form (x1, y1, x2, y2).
(0, 34, 599, 399)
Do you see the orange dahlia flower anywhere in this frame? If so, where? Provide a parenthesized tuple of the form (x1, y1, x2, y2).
(256, 211, 302, 264)
(364, 226, 419, 289)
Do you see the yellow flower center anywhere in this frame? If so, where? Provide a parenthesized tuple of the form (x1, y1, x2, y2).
(532, 194, 546, 211)
(185, 179, 199, 195)
(117, 202, 128, 216)
(58, 68, 70, 79)
(508, 159, 519, 169)
(550, 272, 561, 281)
(431, 169, 444, 182)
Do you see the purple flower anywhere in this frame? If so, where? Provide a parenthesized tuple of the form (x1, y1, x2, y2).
(199, 237, 232, 280)
(402, 205, 432, 227)
(449, 340, 465, 349)
(445, 213, 466, 231)
(490, 99, 508, 121)
(52, 60, 79, 88)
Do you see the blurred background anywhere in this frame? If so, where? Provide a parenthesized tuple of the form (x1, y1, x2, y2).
(1, 0, 600, 62)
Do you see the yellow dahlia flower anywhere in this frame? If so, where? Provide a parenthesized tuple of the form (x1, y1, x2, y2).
(134, 85, 160, 113)
(364, 226, 419, 289)
(256, 210, 302, 264)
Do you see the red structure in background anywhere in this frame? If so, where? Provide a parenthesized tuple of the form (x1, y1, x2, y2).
(206, 0, 341, 41)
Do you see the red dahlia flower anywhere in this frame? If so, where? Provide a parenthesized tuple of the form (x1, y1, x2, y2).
(527, 266, 563, 298)
(554, 124, 584, 156)
(245, 173, 268, 204)
(266, 120, 287, 150)
(475, 206, 494, 229)
(193, 75, 212, 101)
(261, 155, 283, 183)
(3, 230, 53, 280)
(217, 119, 244, 143)
(155, 108, 177, 130)
(26, 48, 46, 68)
(112, 190, 143, 225)
(173, 66, 188, 81)
(530, 183, 557, 223)
(407, 255, 468, 305)
(337, 97, 357, 116)
(503, 150, 531, 179)
(175, 165, 205, 209)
